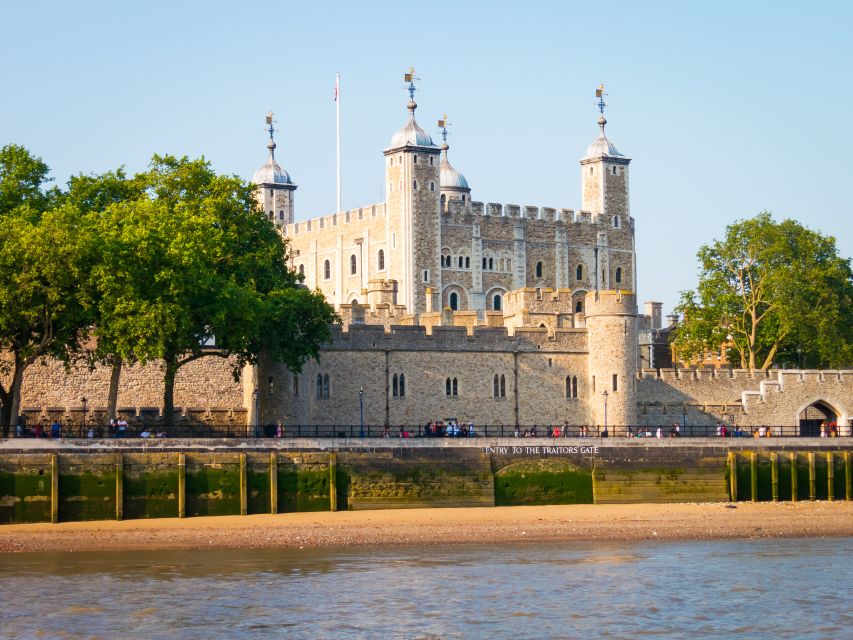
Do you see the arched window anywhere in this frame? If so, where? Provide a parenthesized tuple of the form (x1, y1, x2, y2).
(441, 194, 446, 209)
(324, 260, 331, 280)
(316, 374, 323, 399)
(399, 373, 405, 397)
(452, 378, 458, 396)
(535, 261, 543, 278)
(493, 374, 500, 398)
(613, 215, 620, 228)
(482, 257, 487, 269)
(322, 374, 330, 399)
(615, 267, 622, 284)
(413, 179, 418, 190)
(462, 195, 466, 203)
(350, 254, 357, 275)
(465, 257, 470, 268)
(298, 264, 305, 277)
(499, 259, 505, 271)
(458, 256, 464, 268)
(565, 376, 571, 398)
(449, 292, 459, 310)
(268, 211, 274, 220)
(489, 258, 494, 270)
(575, 300, 583, 313)
(278, 211, 284, 220)
(446, 377, 452, 396)
(392, 374, 399, 397)
(493, 294, 502, 311)
(378, 249, 385, 271)
(576, 264, 583, 280)
(500, 374, 506, 398)
(429, 181, 435, 192)
(572, 376, 578, 398)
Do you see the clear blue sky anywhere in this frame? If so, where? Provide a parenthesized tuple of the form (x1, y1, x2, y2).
(2, 1, 851, 315)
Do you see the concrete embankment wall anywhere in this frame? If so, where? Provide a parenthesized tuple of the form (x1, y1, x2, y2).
(0, 439, 850, 524)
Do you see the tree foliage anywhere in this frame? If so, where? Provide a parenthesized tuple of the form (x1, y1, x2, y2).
(0, 145, 336, 429)
(674, 212, 853, 370)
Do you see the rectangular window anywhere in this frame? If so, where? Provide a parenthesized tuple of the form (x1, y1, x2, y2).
(423, 270, 429, 283)
(592, 376, 596, 393)
(612, 374, 618, 392)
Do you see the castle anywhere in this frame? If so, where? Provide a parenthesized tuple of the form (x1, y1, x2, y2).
(8, 76, 852, 433)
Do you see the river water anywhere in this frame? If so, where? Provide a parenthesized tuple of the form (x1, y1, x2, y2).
(0, 537, 850, 639)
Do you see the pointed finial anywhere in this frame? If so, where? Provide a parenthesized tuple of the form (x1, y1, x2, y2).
(595, 84, 608, 133)
(265, 111, 277, 154)
(437, 114, 450, 149)
(404, 66, 420, 116)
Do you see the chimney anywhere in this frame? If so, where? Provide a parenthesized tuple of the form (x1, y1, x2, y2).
(644, 301, 663, 330)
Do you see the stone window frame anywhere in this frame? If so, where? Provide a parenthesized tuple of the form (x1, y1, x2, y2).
(350, 254, 357, 275)
(298, 264, 305, 277)
(612, 374, 618, 392)
(576, 264, 584, 281)
(615, 266, 622, 284)
(413, 179, 418, 190)
(429, 181, 435, 192)
(377, 249, 385, 271)
(392, 373, 406, 398)
(535, 261, 544, 278)
(445, 377, 459, 397)
(612, 215, 621, 229)
(323, 259, 331, 281)
(316, 374, 330, 400)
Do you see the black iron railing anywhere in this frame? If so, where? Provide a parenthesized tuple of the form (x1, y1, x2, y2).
(2, 423, 849, 439)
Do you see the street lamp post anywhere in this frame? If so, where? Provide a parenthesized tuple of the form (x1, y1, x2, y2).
(797, 346, 803, 369)
(253, 388, 259, 438)
(602, 390, 608, 438)
(359, 386, 364, 438)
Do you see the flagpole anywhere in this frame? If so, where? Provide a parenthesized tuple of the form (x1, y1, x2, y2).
(336, 72, 341, 214)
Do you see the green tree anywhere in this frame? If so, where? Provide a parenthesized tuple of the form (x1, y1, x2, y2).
(64, 168, 146, 419)
(674, 212, 853, 370)
(0, 206, 94, 432)
(91, 155, 335, 426)
(0, 144, 52, 217)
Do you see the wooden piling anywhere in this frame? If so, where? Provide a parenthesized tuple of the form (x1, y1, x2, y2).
(845, 451, 852, 501)
(770, 453, 778, 502)
(827, 452, 834, 501)
(270, 451, 278, 514)
(177, 453, 186, 518)
(728, 451, 737, 502)
(790, 452, 798, 502)
(329, 452, 338, 512)
(115, 453, 123, 521)
(808, 452, 816, 501)
(239, 453, 248, 516)
(750, 451, 758, 502)
(50, 454, 59, 524)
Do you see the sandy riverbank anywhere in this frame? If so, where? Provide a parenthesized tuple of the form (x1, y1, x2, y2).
(1, 502, 851, 553)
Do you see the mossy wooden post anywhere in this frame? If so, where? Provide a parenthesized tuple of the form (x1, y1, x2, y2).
(329, 452, 338, 512)
(790, 452, 798, 502)
(50, 454, 59, 524)
(845, 452, 852, 501)
(239, 453, 248, 516)
(826, 452, 834, 501)
(269, 451, 278, 514)
(770, 453, 778, 502)
(808, 452, 816, 501)
(115, 453, 124, 521)
(177, 453, 186, 518)
(750, 451, 758, 502)
(728, 451, 737, 502)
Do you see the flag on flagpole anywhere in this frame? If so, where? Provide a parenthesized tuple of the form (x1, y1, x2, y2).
(334, 76, 339, 102)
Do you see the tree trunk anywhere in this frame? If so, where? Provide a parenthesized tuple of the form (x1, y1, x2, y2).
(162, 358, 178, 429)
(107, 357, 122, 420)
(5, 357, 26, 437)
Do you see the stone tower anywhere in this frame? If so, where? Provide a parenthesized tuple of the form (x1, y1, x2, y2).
(585, 290, 638, 428)
(580, 97, 631, 219)
(383, 74, 441, 315)
(252, 112, 296, 228)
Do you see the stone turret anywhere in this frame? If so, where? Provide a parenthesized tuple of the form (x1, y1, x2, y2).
(585, 290, 638, 428)
(252, 112, 296, 227)
(580, 96, 630, 221)
(383, 72, 441, 315)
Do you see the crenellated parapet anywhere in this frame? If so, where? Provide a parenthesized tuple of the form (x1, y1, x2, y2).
(283, 202, 387, 237)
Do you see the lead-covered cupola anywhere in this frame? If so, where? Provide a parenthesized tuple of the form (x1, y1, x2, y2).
(437, 115, 471, 209)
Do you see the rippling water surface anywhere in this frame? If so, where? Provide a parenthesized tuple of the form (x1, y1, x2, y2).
(1, 537, 851, 639)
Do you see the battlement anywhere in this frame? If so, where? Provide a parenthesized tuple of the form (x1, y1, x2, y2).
(583, 290, 638, 316)
(463, 201, 634, 228)
(326, 322, 588, 353)
(284, 202, 387, 237)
